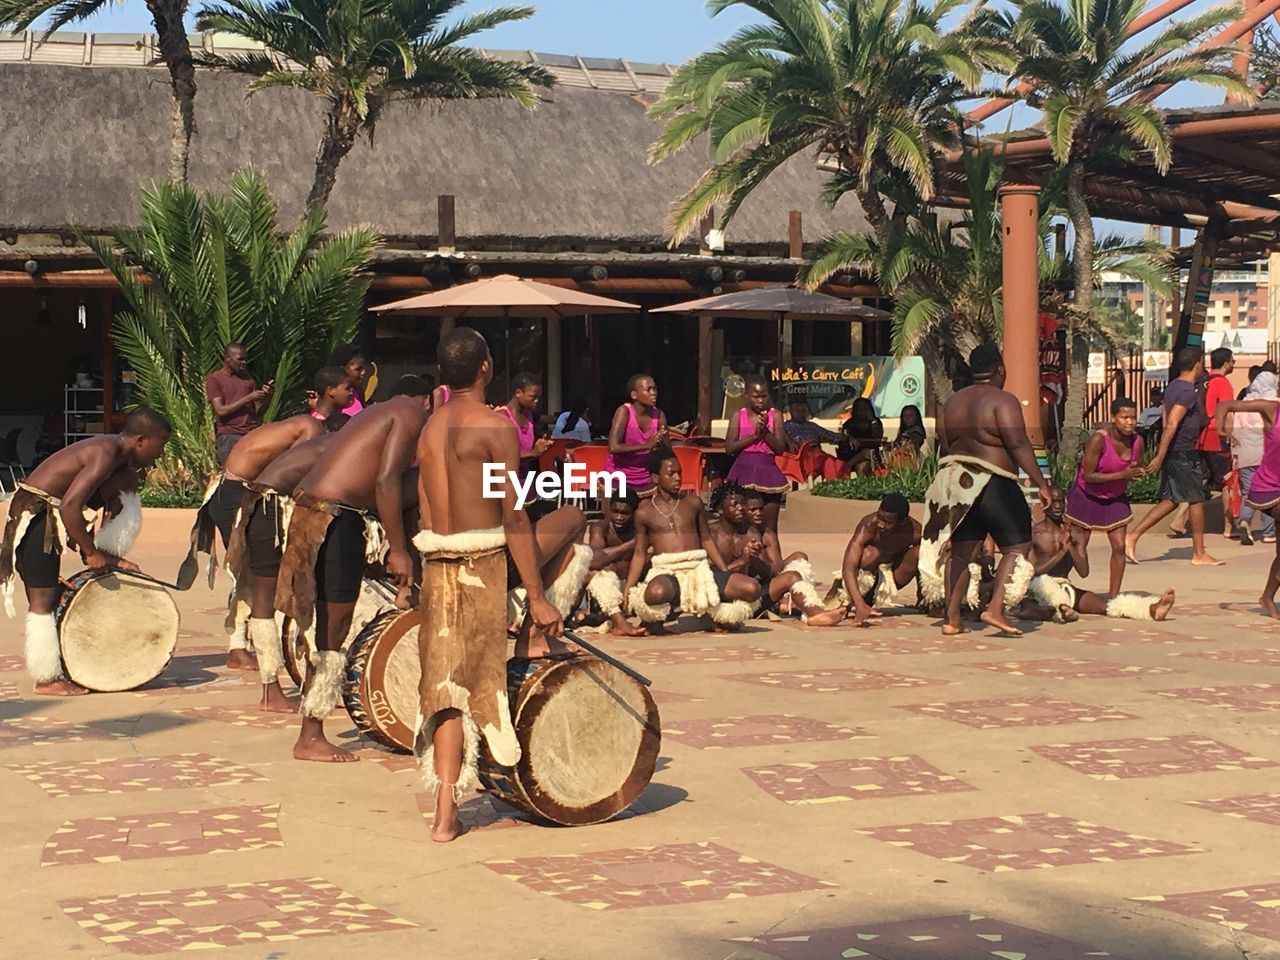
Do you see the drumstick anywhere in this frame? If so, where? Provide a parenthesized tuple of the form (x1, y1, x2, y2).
(114, 569, 186, 592)
(563, 629, 652, 687)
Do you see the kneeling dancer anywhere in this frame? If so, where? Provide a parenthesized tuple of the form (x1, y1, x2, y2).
(276, 383, 429, 761)
(829, 493, 921, 626)
(582, 491, 647, 636)
(625, 447, 760, 631)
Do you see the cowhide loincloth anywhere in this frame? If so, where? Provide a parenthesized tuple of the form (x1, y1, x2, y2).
(412, 527, 518, 799)
(175, 473, 235, 591)
(223, 483, 294, 631)
(628, 549, 753, 626)
(1, 485, 66, 618)
(274, 494, 384, 631)
(919, 455, 1022, 606)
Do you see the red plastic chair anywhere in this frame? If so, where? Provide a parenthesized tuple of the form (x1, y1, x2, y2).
(671, 444, 706, 496)
(538, 438, 581, 474)
(565, 445, 612, 504)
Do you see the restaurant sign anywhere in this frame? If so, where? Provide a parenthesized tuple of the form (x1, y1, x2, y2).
(768, 356, 926, 417)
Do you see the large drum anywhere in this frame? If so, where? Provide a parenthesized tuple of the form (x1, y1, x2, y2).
(282, 579, 397, 687)
(55, 570, 179, 691)
(342, 609, 421, 752)
(479, 655, 661, 827)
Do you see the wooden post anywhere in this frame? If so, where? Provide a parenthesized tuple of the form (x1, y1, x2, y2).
(697, 313, 713, 434)
(780, 316, 793, 366)
(999, 184, 1044, 446)
(546, 315, 562, 413)
(1174, 228, 1219, 356)
(100, 289, 114, 426)
(438, 195, 456, 253)
(788, 211, 803, 259)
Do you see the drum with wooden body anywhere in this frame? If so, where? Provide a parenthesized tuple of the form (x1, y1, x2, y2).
(281, 579, 397, 688)
(55, 570, 179, 691)
(479, 655, 661, 827)
(342, 608, 420, 751)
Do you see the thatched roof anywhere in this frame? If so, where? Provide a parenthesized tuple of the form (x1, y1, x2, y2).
(0, 53, 870, 255)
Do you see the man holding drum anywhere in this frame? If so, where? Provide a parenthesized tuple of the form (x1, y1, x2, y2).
(1, 408, 171, 696)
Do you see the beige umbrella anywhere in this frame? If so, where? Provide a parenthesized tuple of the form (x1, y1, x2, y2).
(370, 273, 640, 317)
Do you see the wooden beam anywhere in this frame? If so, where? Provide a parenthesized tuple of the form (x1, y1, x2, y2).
(1179, 137, 1280, 182)
(1099, 163, 1280, 214)
(437, 195, 456, 253)
(788, 211, 803, 259)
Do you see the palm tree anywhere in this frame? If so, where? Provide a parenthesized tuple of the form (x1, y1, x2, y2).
(80, 170, 378, 479)
(196, 0, 555, 213)
(648, 0, 1011, 249)
(0, 0, 198, 181)
(1001, 0, 1252, 449)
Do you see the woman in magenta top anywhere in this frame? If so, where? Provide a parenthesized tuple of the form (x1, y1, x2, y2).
(1216, 392, 1280, 616)
(725, 374, 789, 548)
(1065, 397, 1145, 597)
(498, 373, 550, 480)
(328, 343, 368, 417)
(605, 374, 667, 497)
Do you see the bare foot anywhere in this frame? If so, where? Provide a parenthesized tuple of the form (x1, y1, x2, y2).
(1124, 536, 1139, 564)
(431, 801, 466, 843)
(979, 609, 1024, 636)
(804, 606, 845, 627)
(1262, 595, 1280, 620)
(226, 649, 258, 671)
(941, 622, 970, 636)
(293, 735, 360, 762)
(1190, 554, 1225, 566)
(607, 616, 647, 638)
(34, 678, 89, 696)
(1151, 589, 1176, 621)
(1058, 604, 1080, 624)
(514, 629, 581, 659)
(259, 682, 299, 714)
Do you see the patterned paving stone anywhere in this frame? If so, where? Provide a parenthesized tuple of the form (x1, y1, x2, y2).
(664, 714, 873, 749)
(620, 644, 791, 665)
(7, 753, 268, 798)
(898, 695, 1139, 729)
(176, 629, 214, 639)
(857, 812, 1198, 872)
(739, 914, 1132, 959)
(59, 876, 416, 954)
(1065, 625, 1212, 645)
(1030, 734, 1277, 780)
(838, 634, 1009, 655)
(1184, 793, 1280, 827)
(132, 675, 250, 697)
(649, 689, 705, 705)
(484, 841, 832, 910)
(1176, 648, 1280, 666)
(43, 804, 282, 866)
(742, 755, 975, 805)
(0, 654, 24, 671)
(1134, 882, 1280, 944)
(0, 716, 129, 746)
(724, 668, 947, 694)
(1171, 602, 1260, 618)
(356, 746, 418, 771)
(967, 658, 1180, 680)
(0, 680, 21, 701)
(176, 705, 338, 728)
(415, 792, 533, 832)
(1154, 683, 1280, 712)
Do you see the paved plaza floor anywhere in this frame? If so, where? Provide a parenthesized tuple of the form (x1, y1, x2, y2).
(3, 496, 1280, 959)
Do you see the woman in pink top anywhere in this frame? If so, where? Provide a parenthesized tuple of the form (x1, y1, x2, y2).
(605, 374, 667, 497)
(1065, 397, 1145, 597)
(1216, 391, 1280, 617)
(328, 344, 368, 417)
(498, 373, 551, 480)
(725, 374, 788, 550)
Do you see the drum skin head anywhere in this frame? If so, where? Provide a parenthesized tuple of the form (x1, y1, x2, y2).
(508, 656, 661, 826)
(343, 609, 421, 752)
(57, 571, 179, 692)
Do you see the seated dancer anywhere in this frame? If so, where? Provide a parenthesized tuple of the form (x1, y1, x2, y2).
(1065, 398, 1144, 597)
(224, 432, 338, 713)
(725, 375, 790, 561)
(742, 488, 806, 581)
(1020, 487, 1175, 622)
(920, 343, 1050, 636)
(184, 367, 352, 670)
(828, 494, 921, 626)
(414, 328, 583, 842)
(625, 447, 760, 631)
(582, 491, 647, 637)
(0, 409, 170, 696)
(604, 374, 668, 501)
(275, 379, 431, 761)
(709, 482, 842, 626)
(1215, 392, 1280, 618)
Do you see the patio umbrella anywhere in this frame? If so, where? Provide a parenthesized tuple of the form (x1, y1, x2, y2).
(651, 285, 890, 428)
(370, 273, 640, 318)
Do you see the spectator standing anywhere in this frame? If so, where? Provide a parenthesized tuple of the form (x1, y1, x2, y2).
(1198, 347, 1235, 492)
(205, 343, 271, 465)
(1232, 371, 1279, 545)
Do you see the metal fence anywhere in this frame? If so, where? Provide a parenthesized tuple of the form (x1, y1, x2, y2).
(1082, 348, 1160, 428)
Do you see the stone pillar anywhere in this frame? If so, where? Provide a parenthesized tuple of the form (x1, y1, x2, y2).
(999, 183, 1043, 445)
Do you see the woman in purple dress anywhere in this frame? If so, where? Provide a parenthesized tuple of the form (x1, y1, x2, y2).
(726, 374, 789, 560)
(1215, 392, 1280, 618)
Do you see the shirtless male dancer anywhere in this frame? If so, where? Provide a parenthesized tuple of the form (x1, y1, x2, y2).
(1019, 487, 1176, 622)
(276, 379, 431, 761)
(708, 482, 843, 626)
(626, 447, 761, 631)
(201, 367, 352, 672)
(414, 328, 577, 842)
(0, 409, 170, 695)
(833, 493, 921, 626)
(922, 342, 1051, 636)
(583, 491, 647, 636)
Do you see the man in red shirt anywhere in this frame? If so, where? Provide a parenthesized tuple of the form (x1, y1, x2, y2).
(1198, 347, 1235, 493)
(205, 343, 272, 466)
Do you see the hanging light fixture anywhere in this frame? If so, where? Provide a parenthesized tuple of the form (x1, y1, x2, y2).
(77, 302, 87, 330)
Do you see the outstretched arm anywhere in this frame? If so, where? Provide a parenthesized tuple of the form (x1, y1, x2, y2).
(840, 520, 879, 625)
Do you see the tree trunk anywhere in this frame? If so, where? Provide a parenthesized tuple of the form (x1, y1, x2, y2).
(148, 0, 197, 183)
(1060, 157, 1095, 458)
(307, 99, 362, 215)
(921, 340, 954, 407)
(855, 185, 893, 249)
